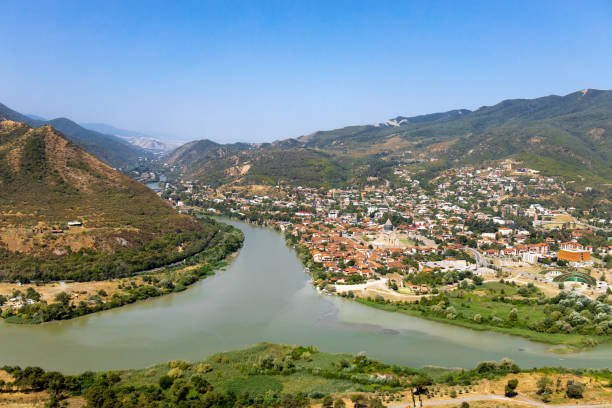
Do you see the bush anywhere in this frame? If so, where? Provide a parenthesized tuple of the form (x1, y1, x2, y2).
(195, 363, 212, 373)
(333, 399, 346, 408)
(565, 380, 585, 398)
(505, 379, 518, 397)
(159, 375, 173, 389)
(167, 367, 183, 379)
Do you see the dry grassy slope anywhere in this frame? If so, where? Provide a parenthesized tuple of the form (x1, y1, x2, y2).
(0, 121, 201, 256)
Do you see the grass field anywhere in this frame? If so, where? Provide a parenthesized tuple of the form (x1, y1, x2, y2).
(354, 281, 608, 351)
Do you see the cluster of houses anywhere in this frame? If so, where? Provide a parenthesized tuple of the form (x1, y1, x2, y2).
(157, 161, 611, 289)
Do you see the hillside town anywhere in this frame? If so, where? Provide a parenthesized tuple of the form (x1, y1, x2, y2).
(157, 161, 612, 302)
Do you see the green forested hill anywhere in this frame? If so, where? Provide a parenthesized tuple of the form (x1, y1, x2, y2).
(0, 102, 149, 169)
(0, 121, 213, 281)
(167, 89, 612, 187)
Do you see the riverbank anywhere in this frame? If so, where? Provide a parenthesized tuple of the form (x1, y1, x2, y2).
(0, 219, 244, 324)
(2, 343, 612, 408)
(352, 297, 605, 353)
(2, 217, 612, 372)
(199, 211, 612, 353)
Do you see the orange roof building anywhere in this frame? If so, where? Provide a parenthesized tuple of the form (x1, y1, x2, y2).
(557, 250, 591, 263)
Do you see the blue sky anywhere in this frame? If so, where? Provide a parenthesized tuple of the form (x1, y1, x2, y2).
(2, 1, 611, 143)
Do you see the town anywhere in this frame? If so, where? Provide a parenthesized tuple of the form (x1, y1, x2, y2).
(157, 161, 611, 299)
(142, 159, 612, 348)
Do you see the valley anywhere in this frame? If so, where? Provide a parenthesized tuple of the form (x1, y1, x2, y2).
(0, 89, 611, 407)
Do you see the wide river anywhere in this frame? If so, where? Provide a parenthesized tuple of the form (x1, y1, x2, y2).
(1, 220, 611, 373)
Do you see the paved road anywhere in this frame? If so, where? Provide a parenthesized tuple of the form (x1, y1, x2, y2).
(465, 247, 485, 267)
(390, 394, 612, 408)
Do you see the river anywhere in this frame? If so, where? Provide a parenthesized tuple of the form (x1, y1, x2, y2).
(1, 219, 611, 373)
(145, 175, 167, 192)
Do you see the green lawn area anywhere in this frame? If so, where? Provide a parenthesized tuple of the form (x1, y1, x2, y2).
(400, 238, 417, 246)
(398, 287, 415, 295)
(354, 282, 607, 350)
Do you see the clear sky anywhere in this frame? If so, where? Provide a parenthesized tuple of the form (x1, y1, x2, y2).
(2, 1, 611, 144)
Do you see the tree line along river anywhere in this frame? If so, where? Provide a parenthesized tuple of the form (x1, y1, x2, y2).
(0, 219, 611, 373)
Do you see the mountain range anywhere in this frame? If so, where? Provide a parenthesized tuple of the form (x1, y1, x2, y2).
(0, 102, 151, 169)
(80, 122, 176, 153)
(166, 89, 612, 188)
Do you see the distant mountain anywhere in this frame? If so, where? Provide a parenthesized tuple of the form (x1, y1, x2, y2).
(0, 102, 150, 168)
(81, 122, 175, 153)
(0, 120, 212, 281)
(26, 113, 47, 121)
(167, 88, 612, 188)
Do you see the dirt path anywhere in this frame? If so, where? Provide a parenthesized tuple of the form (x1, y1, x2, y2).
(390, 394, 612, 408)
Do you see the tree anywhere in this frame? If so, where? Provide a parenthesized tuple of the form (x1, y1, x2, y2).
(565, 380, 585, 399)
(536, 375, 553, 395)
(25, 287, 41, 301)
(55, 292, 71, 306)
(508, 308, 518, 322)
(169, 378, 190, 403)
(191, 375, 211, 393)
(505, 378, 518, 397)
(350, 394, 368, 408)
(158, 375, 173, 390)
(537, 375, 553, 402)
(322, 395, 334, 408)
(84, 385, 117, 408)
(334, 398, 346, 408)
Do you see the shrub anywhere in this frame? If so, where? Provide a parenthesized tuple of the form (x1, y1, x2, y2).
(167, 367, 183, 379)
(195, 363, 212, 373)
(565, 380, 585, 398)
(505, 379, 518, 397)
(159, 375, 173, 389)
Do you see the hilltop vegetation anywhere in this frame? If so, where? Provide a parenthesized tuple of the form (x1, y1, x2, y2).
(165, 89, 612, 191)
(0, 121, 218, 282)
(2, 343, 612, 408)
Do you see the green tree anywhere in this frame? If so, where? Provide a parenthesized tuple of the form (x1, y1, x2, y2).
(565, 380, 585, 399)
(350, 394, 368, 408)
(26, 287, 41, 301)
(55, 292, 71, 306)
(505, 378, 519, 397)
(158, 375, 173, 390)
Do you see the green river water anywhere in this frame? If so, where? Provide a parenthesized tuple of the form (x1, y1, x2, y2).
(1, 219, 610, 373)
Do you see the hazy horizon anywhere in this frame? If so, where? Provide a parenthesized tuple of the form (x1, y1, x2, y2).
(3, 1, 611, 144)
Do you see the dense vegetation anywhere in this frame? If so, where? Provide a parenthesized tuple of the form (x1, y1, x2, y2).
(2, 218, 244, 323)
(1, 343, 609, 408)
(356, 280, 612, 349)
(164, 90, 612, 201)
(1, 225, 216, 282)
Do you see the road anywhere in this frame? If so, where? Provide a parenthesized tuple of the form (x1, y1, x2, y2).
(390, 394, 612, 408)
(465, 247, 485, 267)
